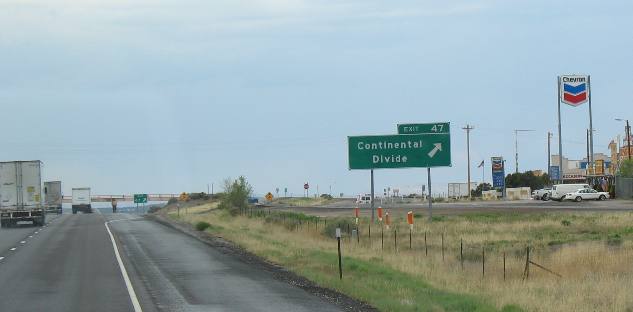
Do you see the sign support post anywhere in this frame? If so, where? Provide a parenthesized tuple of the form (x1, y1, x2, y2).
(427, 167, 432, 222)
(557, 76, 564, 183)
(588, 75, 594, 175)
(370, 169, 375, 223)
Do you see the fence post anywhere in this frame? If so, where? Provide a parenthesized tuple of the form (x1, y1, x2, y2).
(381, 224, 384, 250)
(425, 232, 428, 256)
(523, 246, 530, 280)
(460, 239, 464, 270)
(394, 228, 398, 252)
(336, 228, 342, 280)
(503, 252, 506, 281)
(441, 233, 445, 262)
(482, 247, 485, 278)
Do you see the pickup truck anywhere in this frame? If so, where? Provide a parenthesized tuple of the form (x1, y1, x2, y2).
(532, 188, 552, 201)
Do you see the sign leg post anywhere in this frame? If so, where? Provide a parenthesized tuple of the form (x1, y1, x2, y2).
(370, 169, 375, 223)
(427, 167, 432, 222)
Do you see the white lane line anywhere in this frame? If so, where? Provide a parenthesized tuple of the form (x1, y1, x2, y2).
(10, 248, 16, 251)
(29, 236, 33, 238)
(0, 257, 4, 261)
(20, 241, 26, 244)
(105, 221, 143, 312)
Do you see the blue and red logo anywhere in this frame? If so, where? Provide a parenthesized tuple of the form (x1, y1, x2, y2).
(561, 75, 589, 106)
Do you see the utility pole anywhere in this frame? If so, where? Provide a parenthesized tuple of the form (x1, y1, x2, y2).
(547, 132, 552, 178)
(615, 119, 631, 161)
(514, 129, 535, 174)
(463, 125, 474, 200)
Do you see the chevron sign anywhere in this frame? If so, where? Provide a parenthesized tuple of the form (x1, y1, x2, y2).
(560, 75, 589, 106)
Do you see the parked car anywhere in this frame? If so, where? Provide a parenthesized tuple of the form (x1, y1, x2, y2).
(532, 188, 552, 201)
(564, 188, 609, 202)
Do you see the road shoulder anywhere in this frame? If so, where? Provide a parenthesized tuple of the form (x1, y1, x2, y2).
(147, 213, 377, 312)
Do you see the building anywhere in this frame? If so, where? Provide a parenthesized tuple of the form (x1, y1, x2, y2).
(551, 153, 613, 181)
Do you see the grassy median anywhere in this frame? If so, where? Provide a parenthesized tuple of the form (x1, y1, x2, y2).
(165, 203, 633, 311)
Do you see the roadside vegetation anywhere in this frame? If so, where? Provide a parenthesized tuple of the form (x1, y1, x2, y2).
(162, 178, 633, 311)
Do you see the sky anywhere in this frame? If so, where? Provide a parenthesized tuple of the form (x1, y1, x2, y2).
(1, 0, 632, 197)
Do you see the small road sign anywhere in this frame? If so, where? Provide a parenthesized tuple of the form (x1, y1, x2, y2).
(304, 183, 309, 190)
(134, 194, 148, 204)
(397, 122, 450, 135)
(265, 192, 274, 201)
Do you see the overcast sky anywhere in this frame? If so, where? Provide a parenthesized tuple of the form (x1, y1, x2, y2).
(1, 0, 632, 196)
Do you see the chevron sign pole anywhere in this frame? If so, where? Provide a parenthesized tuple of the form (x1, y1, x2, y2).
(558, 74, 594, 177)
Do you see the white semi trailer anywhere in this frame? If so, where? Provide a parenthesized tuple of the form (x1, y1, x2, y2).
(72, 188, 92, 214)
(0, 161, 46, 227)
(44, 181, 63, 214)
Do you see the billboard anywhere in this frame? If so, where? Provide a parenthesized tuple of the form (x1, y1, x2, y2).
(491, 157, 505, 189)
(560, 75, 589, 107)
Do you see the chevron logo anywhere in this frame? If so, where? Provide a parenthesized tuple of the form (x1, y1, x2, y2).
(560, 75, 589, 106)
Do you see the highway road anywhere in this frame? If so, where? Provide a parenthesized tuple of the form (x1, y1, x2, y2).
(0, 210, 343, 312)
(273, 199, 633, 218)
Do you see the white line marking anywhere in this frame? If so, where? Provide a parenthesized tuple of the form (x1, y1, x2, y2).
(10, 248, 16, 251)
(105, 221, 143, 312)
(20, 241, 26, 244)
(29, 236, 33, 238)
(0, 257, 4, 261)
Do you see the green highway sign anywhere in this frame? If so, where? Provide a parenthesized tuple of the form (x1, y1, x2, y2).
(397, 122, 450, 134)
(348, 134, 451, 169)
(134, 194, 148, 204)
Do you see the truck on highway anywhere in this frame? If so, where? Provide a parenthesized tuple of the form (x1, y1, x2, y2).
(0, 161, 46, 227)
(44, 181, 63, 214)
(72, 188, 92, 214)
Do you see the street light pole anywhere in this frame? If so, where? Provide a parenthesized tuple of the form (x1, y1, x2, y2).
(463, 125, 474, 200)
(615, 118, 632, 161)
(514, 129, 535, 174)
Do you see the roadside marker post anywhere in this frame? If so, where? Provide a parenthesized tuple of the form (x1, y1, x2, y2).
(336, 228, 343, 280)
(378, 207, 384, 250)
(407, 211, 414, 249)
(354, 207, 359, 225)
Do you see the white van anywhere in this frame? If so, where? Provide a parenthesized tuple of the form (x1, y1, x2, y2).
(550, 184, 590, 201)
(356, 194, 372, 204)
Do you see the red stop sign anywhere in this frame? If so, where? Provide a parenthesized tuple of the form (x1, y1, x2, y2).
(304, 183, 309, 190)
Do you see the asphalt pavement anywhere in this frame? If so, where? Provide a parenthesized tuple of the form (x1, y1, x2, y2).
(0, 211, 342, 312)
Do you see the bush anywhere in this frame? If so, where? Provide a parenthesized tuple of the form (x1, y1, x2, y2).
(320, 194, 333, 200)
(322, 217, 357, 239)
(218, 176, 253, 215)
(189, 192, 210, 200)
(195, 221, 211, 231)
(607, 233, 623, 246)
(561, 220, 572, 226)
(167, 198, 178, 205)
(264, 211, 318, 231)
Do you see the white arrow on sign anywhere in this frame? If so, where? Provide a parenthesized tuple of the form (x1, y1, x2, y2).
(427, 143, 442, 158)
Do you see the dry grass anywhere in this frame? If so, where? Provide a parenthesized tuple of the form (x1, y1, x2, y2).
(167, 205, 633, 311)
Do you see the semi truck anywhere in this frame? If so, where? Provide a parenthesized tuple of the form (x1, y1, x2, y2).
(72, 188, 92, 214)
(0, 161, 46, 227)
(44, 181, 63, 214)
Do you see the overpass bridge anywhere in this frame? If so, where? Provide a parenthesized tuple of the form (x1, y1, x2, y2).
(62, 194, 179, 203)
